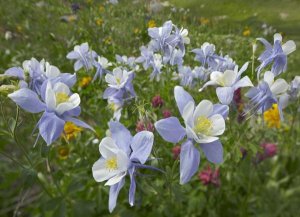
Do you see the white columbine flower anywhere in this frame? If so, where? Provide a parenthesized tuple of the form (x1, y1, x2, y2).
(92, 137, 129, 186)
(105, 67, 131, 89)
(46, 82, 80, 115)
(180, 28, 190, 44)
(98, 56, 112, 69)
(263, 71, 289, 98)
(183, 100, 225, 143)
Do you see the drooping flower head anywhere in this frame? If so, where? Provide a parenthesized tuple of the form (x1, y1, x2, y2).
(192, 42, 222, 69)
(256, 33, 296, 77)
(66, 42, 98, 71)
(93, 56, 112, 81)
(92, 121, 155, 212)
(245, 71, 289, 118)
(155, 86, 228, 184)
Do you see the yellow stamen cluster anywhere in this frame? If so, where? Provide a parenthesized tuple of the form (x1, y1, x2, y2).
(63, 122, 82, 141)
(56, 92, 69, 105)
(105, 157, 118, 170)
(194, 116, 212, 135)
(116, 77, 121, 85)
(79, 76, 92, 88)
(264, 104, 280, 128)
(108, 103, 117, 112)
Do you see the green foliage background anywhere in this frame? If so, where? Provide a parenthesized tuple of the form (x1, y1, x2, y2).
(0, 0, 299, 216)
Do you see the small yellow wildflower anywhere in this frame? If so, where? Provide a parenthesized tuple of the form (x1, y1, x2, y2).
(58, 146, 69, 160)
(199, 17, 210, 25)
(58, 146, 70, 160)
(264, 104, 280, 128)
(96, 18, 103, 26)
(134, 28, 141, 35)
(243, 27, 251, 37)
(148, 20, 156, 28)
(86, 0, 93, 4)
(79, 76, 92, 88)
(104, 36, 112, 45)
(16, 25, 23, 33)
(99, 5, 105, 12)
(63, 122, 83, 141)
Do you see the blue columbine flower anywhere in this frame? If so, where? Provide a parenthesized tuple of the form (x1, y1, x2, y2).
(148, 20, 189, 63)
(8, 80, 93, 145)
(155, 86, 228, 184)
(103, 67, 136, 120)
(92, 121, 156, 212)
(5, 58, 76, 95)
(116, 55, 139, 71)
(257, 33, 296, 77)
(66, 42, 98, 71)
(200, 62, 253, 105)
(135, 46, 154, 70)
(93, 56, 112, 81)
(245, 71, 289, 118)
(192, 42, 223, 69)
(175, 66, 195, 87)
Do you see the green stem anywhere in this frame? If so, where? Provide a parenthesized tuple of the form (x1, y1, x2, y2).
(0, 151, 25, 169)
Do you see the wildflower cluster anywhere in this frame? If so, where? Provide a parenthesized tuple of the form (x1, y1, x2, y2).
(2, 18, 299, 213)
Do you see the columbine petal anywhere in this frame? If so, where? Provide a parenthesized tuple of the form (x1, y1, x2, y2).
(264, 71, 274, 86)
(53, 82, 70, 95)
(182, 101, 194, 127)
(56, 93, 80, 115)
(130, 131, 154, 164)
(45, 82, 56, 111)
(155, 117, 186, 143)
(105, 172, 127, 186)
(8, 88, 45, 113)
(92, 158, 119, 182)
(38, 112, 65, 145)
(180, 140, 200, 184)
(212, 104, 229, 119)
(128, 167, 136, 206)
(200, 140, 223, 164)
(109, 121, 132, 155)
(99, 137, 119, 158)
(209, 114, 225, 136)
(193, 100, 213, 121)
(5, 67, 25, 79)
(174, 86, 194, 115)
(270, 78, 289, 95)
(63, 117, 94, 131)
(222, 70, 237, 86)
(282, 40, 296, 55)
(233, 76, 253, 90)
(216, 87, 234, 105)
(108, 177, 125, 213)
